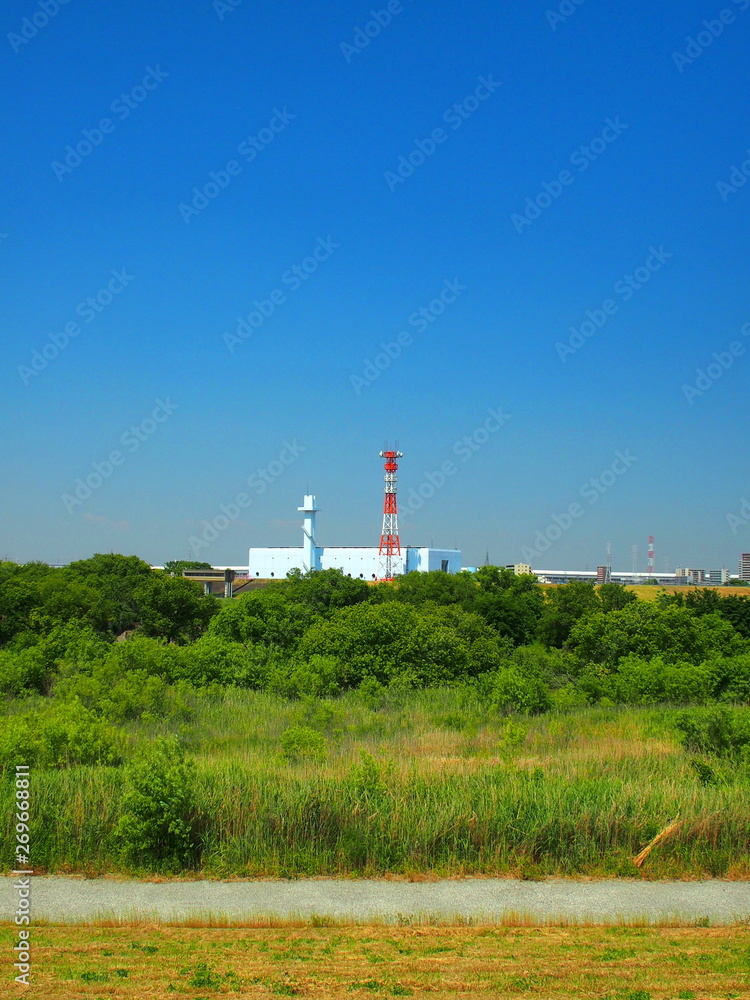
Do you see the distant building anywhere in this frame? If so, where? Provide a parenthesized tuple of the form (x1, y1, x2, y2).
(596, 565, 611, 584)
(505, 563, 533, 577)
(705, 569, 730, 585)
(675, 568, 705, 585)
(247, 495, 462, 580)
(740, 554, 750, 582)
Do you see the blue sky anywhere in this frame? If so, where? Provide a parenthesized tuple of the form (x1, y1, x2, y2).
(2, 0, 749, 571)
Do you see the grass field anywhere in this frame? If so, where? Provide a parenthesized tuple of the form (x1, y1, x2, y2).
(623, 586, 750, 601)
(4, 921, 748, 998)
(3, 692, 749, 879)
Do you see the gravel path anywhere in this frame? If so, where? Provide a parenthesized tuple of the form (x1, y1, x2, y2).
(3, 877, 749, 924)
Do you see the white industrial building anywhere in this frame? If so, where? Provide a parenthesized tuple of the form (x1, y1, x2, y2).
(248, 495, 462, 579)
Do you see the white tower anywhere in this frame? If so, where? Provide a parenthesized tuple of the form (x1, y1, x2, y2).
(298, 495, 321, 573)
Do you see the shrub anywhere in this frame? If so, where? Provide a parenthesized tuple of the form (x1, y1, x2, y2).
(0, 703, 125, 770)
(606, 656, 714, 706)
(486, 668, 552, 715)
(114, 737, 199, 870)
(347, 750, 392, 802)
(675, 706, 750, 759)
(279, 726, 329, 762)
(267, 655, 344, 699)
(297, 602, 506, 689)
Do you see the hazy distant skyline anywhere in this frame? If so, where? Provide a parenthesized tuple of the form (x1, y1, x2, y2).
(2, 0, 749, 570)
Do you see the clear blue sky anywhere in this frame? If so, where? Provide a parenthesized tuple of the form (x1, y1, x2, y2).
(2, 0, 749, 571)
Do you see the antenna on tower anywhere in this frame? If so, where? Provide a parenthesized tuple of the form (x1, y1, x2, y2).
(377, 447, 403, 581)
(648, 535, 655, 576)
(604, 541, 612, 584)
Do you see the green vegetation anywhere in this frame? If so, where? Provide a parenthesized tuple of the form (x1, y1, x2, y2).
(1, 556, 749, 876)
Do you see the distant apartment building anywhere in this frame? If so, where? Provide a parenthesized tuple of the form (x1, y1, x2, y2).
(506, 563, 533, 577)
(705, 568, 730, 585)
(675, 568, 705, 585)
(596, 565, 612, 584)
(740, 554, 750, 582)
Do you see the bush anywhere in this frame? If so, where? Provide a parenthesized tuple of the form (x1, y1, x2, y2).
(347, 750, 392, 802)
(606, 656, 714, 706)
(486, 668, 552, 715)
(297, 602, 506, 689)
(675, 706, 750, 759)
(0, 621, 108, 696)
(114, 737, 199, 870)
(267, 655, 344, 699)
(279, 726, 329, 762)
(0, 703, 126, 770)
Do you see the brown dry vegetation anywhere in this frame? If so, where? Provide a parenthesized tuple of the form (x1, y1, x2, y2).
(3, 922, 748, 998)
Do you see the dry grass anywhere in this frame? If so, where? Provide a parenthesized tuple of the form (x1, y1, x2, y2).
(4, 922, 749, 998)
(624, 585, 750, 601)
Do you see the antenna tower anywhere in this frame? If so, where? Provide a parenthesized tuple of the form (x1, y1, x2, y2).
(377, 448, 403, 581)
(648, 535, 655, 575)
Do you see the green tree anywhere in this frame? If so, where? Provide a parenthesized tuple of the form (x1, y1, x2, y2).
(386, 570, 478, 608)
(133, 576, 218, 643)
(569, 602, 746, 669)
(660, 588, 750, 640)
(163, 560, 214, 576)
(207, 588, 317, 647)
(474, 569, 545, 646)
(597, 582, 637, 612)
(297, 601, 507, 688)
(0, 576, 41, 644)
(537, 581, 601, 647)
(278, 567, 371, 614)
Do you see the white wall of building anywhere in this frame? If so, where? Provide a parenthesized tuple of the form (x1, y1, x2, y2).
(247, 494, 462, 579)
(248, 545, 462, 580)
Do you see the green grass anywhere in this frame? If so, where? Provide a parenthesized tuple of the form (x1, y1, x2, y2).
(4, 922, 749, 999)
(2, 688, 749, 878)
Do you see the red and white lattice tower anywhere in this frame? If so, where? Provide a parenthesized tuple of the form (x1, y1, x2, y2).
(377, 449, 403, 581)
(648, 535, 655, 575)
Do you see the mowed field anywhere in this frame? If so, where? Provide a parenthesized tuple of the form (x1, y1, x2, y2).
(624, 586, 750, 601)
(539, 585, 750, 601)
(5, 921, 748, 999)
